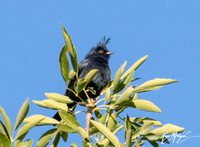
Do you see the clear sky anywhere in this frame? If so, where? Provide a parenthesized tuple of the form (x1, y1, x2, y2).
(0, 0, 200, 146)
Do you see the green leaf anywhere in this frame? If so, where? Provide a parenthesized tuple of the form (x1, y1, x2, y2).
(45, 93, 74, 104)
(52, 131, 61, 147)
(16, 117, 44, 139)
(0, 120, 10, 140)
(112, 61, 127, 93)
(14, 139, 33, 147)
(0, 106, 12, 136)
(115, 86, 134, 105)
(105, 87, 111, 104)
(61, 25, 78, 73)
(75, 79, 87, 93)
(14, 98, 29, 131)
(130, 117, 162, 126)
(33, 99, 68, 112)
(61, 132, 68, 142)
(121, 55, 148, 79)
(84, 69, 99, 84)
(24, 115, 59, 125)
(69, 70, 76, 80)
(56, 124, 76, 133)
(59, 45, 70, 86)
(107, 113, 117, 131)
(133, 100, 161, 113)
(152, 124, 184, 135)
(125, 116, 132, 147)
(0, 132, 11, 147)
(90, 120, 121, 147)
(37, 129, 57, 147)
(58, 110, 88, 139)
(133, 78, 178, 93)
(71, 143, 78, 147)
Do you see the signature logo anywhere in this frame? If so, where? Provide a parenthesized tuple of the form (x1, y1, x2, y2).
(161, 130, 200, 144)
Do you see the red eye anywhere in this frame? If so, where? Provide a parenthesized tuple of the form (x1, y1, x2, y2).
(99, 50, 104, 54)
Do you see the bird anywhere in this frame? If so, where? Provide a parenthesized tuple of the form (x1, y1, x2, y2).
(53, 37, 113, 121)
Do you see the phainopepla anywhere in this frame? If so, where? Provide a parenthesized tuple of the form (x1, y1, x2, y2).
(53, 37, 113, 121)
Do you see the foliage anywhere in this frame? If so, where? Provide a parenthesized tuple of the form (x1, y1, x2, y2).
(0, 25, 184, 147)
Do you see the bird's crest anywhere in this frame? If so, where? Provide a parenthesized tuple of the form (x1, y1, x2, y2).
(97, 36, 111, 47)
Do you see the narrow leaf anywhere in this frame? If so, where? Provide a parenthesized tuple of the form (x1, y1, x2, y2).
(133, 78, 178, 93)
(84, 69, 99, 84)
(58, 110, 88, 138)
(59, 45, 70, 86)
(115, 86, 134, 105)
(0, 132, 11, 147)
(56, 124, 76, 133)
(152, 124, 184, 135)
(16, 117, 44, 139)
(37, 129, 57, 147)
(112, 61, 127, 93)
(24, 115, 59, 126)
(121, 55, 148, 79)
(33, 99, 68, 112)
(14, 98, 29, 131)
(61, 25, 78, 73)
(133, 100, 161, 113)
(15, 139, 33, 147)
(90, 120, 121, 147)
(130, 117, 162, 126)
(45, 93, 74, 104)
(52, 131, 61, 147)
(0, 106, 12, 136)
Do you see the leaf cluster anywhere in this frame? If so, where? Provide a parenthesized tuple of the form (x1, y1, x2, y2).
(0, 25, 184, 147)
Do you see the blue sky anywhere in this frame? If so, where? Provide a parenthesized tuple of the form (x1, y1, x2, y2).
(0, 0, 200, 146)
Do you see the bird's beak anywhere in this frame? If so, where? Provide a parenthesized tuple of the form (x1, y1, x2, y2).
(105, 51, 114, 55)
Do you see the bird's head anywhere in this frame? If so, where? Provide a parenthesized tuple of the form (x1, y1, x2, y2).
(87, 37, 114, 60)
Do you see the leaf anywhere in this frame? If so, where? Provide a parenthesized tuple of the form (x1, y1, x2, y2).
(15, 139, 33, 147)
(16, 117, 44, 139)
(14, 98, 29, 131)
(130, 117, 162, 126)
(125, 116, 132, 147)
(105, 87, 111, 104)
(0, 120, 10, 140)
(133, 78, 178, 93)
(33, 99, 68, 112)
(58, 110, 88, 139)
(121, 55, 148, 79)
(0, 106, 12, 136)
(61, 25, 78, 73)
(115, 86, 134, 105)
(107, 113, 117, 131)
(84, 69, 99, 84)
(90, 120, 121, 147)
(112, 61, 127, 93)
(24, 115, 59, 125)
(61, 132, 68, 142)
(45, 93, 74, 104)
(152, 124, 184, 135)
(52, 131, 61, 147)
(56, 124, 76, 133)
(75, 79, 87, 93)
(59, 45, 70, 86)
(71, 143, 78, 147)
(133, 100, 161, 113)
(0, 132, 11, 147)
(37, 129, 57, 147)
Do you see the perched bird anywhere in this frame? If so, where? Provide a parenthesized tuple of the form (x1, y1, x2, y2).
(53, 37, 113, 121)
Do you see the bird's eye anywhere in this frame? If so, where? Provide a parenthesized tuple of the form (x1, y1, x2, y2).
(99, 50, 104, 54)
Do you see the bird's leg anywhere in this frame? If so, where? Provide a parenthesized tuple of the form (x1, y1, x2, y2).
(85, 98, 95, 135)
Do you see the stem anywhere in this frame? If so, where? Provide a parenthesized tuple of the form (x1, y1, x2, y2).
(85, 98, 95, 135)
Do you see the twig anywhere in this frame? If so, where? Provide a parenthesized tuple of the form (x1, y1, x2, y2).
(85, 98, 95, 134)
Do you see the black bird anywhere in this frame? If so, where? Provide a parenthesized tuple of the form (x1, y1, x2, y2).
(53, 37, 113, 121)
